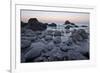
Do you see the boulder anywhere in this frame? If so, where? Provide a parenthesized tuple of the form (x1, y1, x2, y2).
(28, 18, 47, 31)
(42, 41, 54, 53)
(64, 20, 71, 24)
(21, 21, 28, 28)
(45, 30, 54, 36)
(21, 39, 31, 49)
(67, 50, 87, 60)
(54, 31, 61, 36)
(24, 42, 46, 62)
(65, 25, 71, 29)
(44, 35, 53, 42)
(81, 25, 88, 27)
(48, 23, 57, 27)
(70, 29, 88, 44)
(53, 36, 61, 44)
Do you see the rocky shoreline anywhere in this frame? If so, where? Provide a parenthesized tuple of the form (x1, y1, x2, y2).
(21, 18, 89, 63)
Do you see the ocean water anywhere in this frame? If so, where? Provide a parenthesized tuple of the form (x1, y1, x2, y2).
(47, 24, 89, 33)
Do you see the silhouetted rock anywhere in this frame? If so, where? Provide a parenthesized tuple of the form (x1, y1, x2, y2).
(48, 23, 57, 27)
(70, 23, 75, 25)
(21, 21, 28, 28)
(65, 25, 72, 29)
(64, 20, 71, 24)
(74, 25, 79, 28)
(28, 18, 47, 31)
(81, 25, 88, 27)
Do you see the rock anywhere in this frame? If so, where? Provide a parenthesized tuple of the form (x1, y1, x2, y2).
(24, 42, 46, 62)
(81, 25, 88, 27)
(74, 25, 79, 28)
(42, 46, 62, 61)
(28, 18, 47, 31)
(48, 23, 57, 27)
(21, 39, 31, 49)
(53, 36, 61, 44)
(70, 23, 75, 26)
(65, 25, 71, 29)
(42, 41, 54, 53)
(63, 38, 73, 46)
(22, 29, 35, 37)
(44, 35, 53, 42)
(60, 45, 72, 52)
(45, 30, 54, 36)
(47, 52, 63, 61)
(34, 57, 47, 62)
(67, 50, 87, 60)
(78, 29, 88, 39)
(74, 39, 89, 54)
(21, 21, 28, 28)
(70, 29, 89, 44)
(60, 41, 79, 52)
(21, 36, 37, 42)
(54, 31, 61, 36)
(64, 20, 71, 24)
(82, 52, 89, 59)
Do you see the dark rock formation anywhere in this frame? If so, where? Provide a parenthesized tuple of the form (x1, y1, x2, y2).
(70, 23, 75, 25)
(64, 20, 71, 24)
(67, 50, 87, 60)
(21, 18, 89, 63)
(54, 31, 61, 36)
(24, 42, 46, 62)
(81, 25, 88, 27)
(27, 18, 47, 31)
(21, 21, 28, 28)
(48, 23, 57, 27)
(53, 36, 61, 44)
(70, 29, 88, 44)
(44, 35, 53, 42)
(65, 25, 72, 29)
(21, 39, 31, 49)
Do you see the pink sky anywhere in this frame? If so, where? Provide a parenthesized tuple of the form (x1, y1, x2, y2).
(21, 10, 89, 24)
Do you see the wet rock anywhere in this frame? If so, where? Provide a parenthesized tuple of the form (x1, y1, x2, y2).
(81, 25, 88, 27)
(21, 39, 31, 49)
(34, 57, 47, 62)
(28, 18, 47, 31)
(70, 23, 75, 26)
(78, 29, 88, 39)
(64, 20, 71, 24)
(21, 36, 38, 42)
(75, 39, 89, 54)
(42, 42, 54, 53)
(67, 50, 87, 60)
(65, 25, 71, 29)
(70, 29, 89, 44)
(54, 31, 61, 36)
(53, 36, 61, 44)
(45, 30, 54, 36)
(23, 29, 34, 35)
(44, 35, 53, 42)
(21, 21, 28, 28)
(24, 42, 46, 62)
(48, 23, 57, 27)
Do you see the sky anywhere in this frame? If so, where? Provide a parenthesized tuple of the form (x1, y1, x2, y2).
(21, 10, 89, 25)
